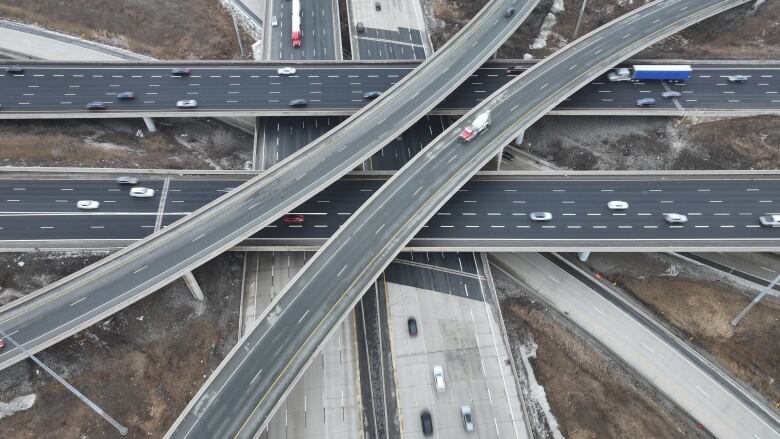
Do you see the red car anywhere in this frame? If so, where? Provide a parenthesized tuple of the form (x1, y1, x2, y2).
(283, 214, 304, 225)
(0, 338, 6, 351)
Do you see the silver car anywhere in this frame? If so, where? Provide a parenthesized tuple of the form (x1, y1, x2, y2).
(664, 213, 688, 224)
(116, 176, 138, 185)
(661, 91, 681, 98)
(530, 211, 553, 221)
(727, 74, 748, 83)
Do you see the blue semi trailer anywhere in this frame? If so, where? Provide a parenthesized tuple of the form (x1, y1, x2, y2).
(608, 64, 693, 81)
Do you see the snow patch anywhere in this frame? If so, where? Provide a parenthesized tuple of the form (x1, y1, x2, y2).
(0, 394, 36, 419)
(530, 13, 558, 49)
(519, 342, 564, 439)
(552, 0, 565, 13)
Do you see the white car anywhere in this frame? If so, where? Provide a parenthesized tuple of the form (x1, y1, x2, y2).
(77, 200, 100, 210)
(607, 200, 629, 210)
(433, 365, 445, 392)
(661, 91, 681, 99)
(664, 213, 688, 224)
(461, 406, 474, 432)
(727, 74, 748, 83)
(529, 211, 552, 222)
(759, 215, 780, 227)
(129, 187, 155, 198)
(271, 16, 278, 27)
(176, 99, 198, 109)
(277, 67, 296, 75)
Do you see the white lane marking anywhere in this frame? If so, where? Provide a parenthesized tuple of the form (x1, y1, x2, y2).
(133, 265, 149, 274)
(695, 385, 710, 398)
(192, 233, 206, 242)
(592, 306, 605, 316)
(297, 310, 310, 324)
(250, 369, 264, 384)
(641, 342, 655, 353)
(70, 297, 87, 306)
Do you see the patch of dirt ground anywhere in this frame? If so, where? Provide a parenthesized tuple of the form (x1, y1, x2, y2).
(0, 118, 253, 169)
(0, 0, 255, 59)
(639, 1, 780, 60)
(492, 268, 709, 438)
(0, 251, 243, 437)
(425, 1, 777, 60)
(584, 252, 780, 406)
(516, 115, 780, 170)
(0, 252, 110, 306)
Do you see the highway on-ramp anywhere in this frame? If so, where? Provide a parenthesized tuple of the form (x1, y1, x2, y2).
(166, 0, 759, 438)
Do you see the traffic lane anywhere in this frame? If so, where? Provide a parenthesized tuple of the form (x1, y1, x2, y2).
(0, 214, 155, 240)
(0, 180, 163, 213)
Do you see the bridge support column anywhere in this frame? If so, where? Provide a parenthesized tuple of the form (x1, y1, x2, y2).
(143, 117, 157, 133)
(514, 130, 525, 146)
(183, 272, 204, 301)
(577, 251, 591, 262)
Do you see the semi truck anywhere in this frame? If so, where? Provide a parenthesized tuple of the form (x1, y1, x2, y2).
(607, 64, 692, 82)
(458, 111, 491, 142)
(291, 0, 302, 48)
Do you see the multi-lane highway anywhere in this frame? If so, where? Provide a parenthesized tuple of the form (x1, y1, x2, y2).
(1, 173, 779, 250)
(2, 61, 780, 117)
(167, 1, 758, 437)
(264, 0, 341, 60)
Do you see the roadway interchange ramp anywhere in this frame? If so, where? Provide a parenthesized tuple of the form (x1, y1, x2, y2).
(168, 1, 777, 439)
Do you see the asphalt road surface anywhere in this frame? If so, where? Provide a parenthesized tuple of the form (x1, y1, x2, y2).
(266, 0, 341, 60)
(165, 0, 757, 438)
(1, 62, 779, 116)
(2, 175, 779, 249)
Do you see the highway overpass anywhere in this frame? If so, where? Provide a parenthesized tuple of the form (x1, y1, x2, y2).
(0, 171, 778, 252)
(0, 0, 540, 374)
(167, 1, 766, 438)
(1, 61, 780, 117)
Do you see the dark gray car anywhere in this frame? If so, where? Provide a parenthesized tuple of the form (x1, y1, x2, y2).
(289, 99, 308, 107)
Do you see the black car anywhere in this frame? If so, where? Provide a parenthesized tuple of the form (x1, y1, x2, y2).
(421, 410, 433, 436)
(407, 317, 418, 336)
(502, 151, 514, 161)
(505, 7, 515, 17)
(356, 22, 365, 33)
(375, 1, 381, 10)
(289, 98, 308, 107)
(363, 91, 382, 100)
(85, 102, 107, 110)
(116, 92, 136, 100)
(506, 65, 523, 75)
(5, 65, 23, 74)
(171, 67, 191, 77)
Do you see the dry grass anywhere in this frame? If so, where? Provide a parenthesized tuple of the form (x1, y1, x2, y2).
(493, 269, 708, 438)
(0, 0, 255, 59)
(0, 119, 252, 169)
(640, 2, 780, 60)
(587, 253, 780, 405)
